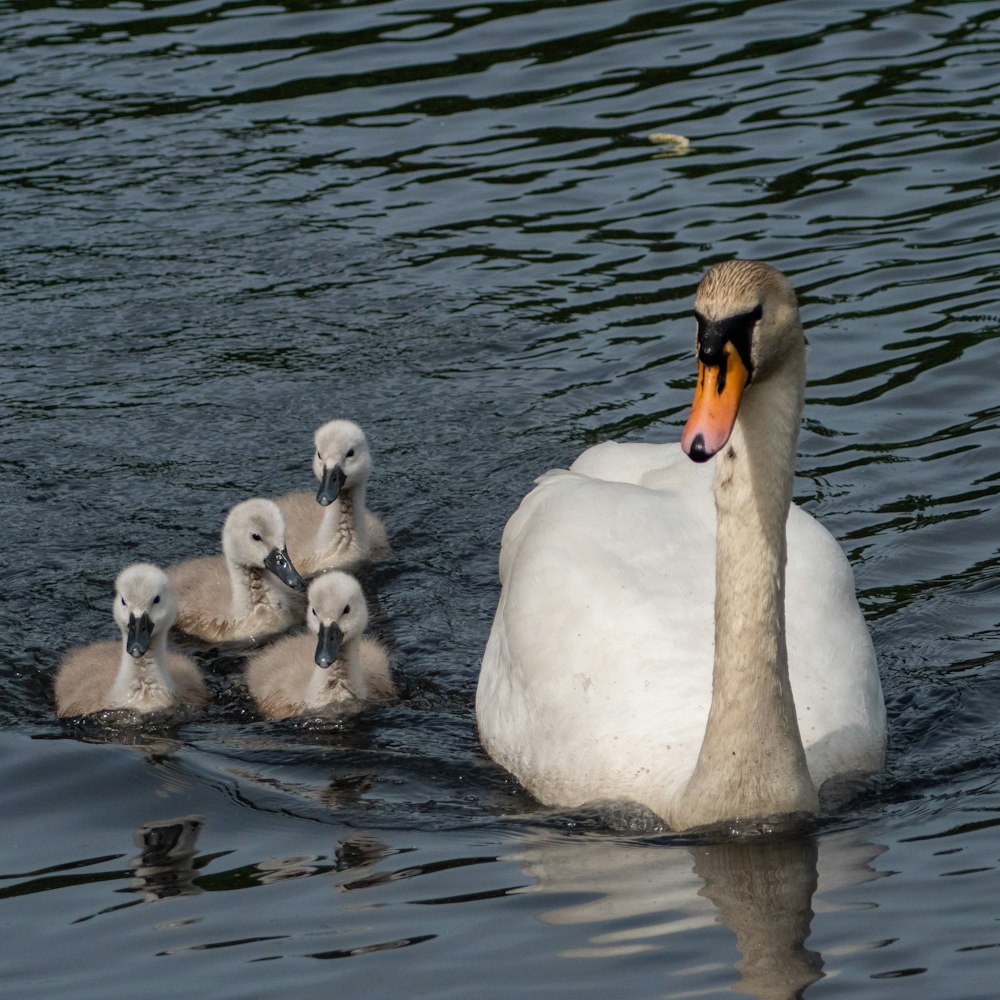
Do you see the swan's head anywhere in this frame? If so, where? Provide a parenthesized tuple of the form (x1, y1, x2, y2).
(681, 260, 802, 462)
(221, 498, 305, 591)
(112, 563, 177, 658)
(311, 420, 372, 506)
(305, 571, 369, 668)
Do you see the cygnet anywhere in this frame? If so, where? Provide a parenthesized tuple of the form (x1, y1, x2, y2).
(275, 420, 390, 576)
(55, 563, 209, 717)
(245, 570, 395, 719)
(167, 498, 305, 645)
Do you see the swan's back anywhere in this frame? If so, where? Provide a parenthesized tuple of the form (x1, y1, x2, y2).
(481, 449, 717, 806)
(55, 640, 120, 717)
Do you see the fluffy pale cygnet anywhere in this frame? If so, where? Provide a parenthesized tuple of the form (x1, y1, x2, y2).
(275, 420, 390, 577)
(167, 498, 305, 646)
(54, 563, 209, 717)
(244, 570, 395, 719)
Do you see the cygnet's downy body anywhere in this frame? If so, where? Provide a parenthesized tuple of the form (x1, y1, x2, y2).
(275, 420, 390, 577)
(245, 570, 395, 719)
(167, 498, 305, 646)
(55, 563, 210, 718)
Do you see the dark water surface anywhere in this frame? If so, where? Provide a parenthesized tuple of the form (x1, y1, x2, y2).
(4, 0, 1000, 996)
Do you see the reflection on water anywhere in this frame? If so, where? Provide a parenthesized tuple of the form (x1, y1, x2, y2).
(225, 761, 379, 812)
(129, 815, 205, 903)
(692, 838, 822, 1000)
(3, 724, 997, 996)
(517, 828, 885, 1000)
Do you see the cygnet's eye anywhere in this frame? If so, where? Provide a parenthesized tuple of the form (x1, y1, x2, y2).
(120, 596, 127, 607)
(311, 607, 317, 617)
(153, 595, 161, 605)
(343, 604, 351, 615)
(346, 449, 355, 459)
(251, 532, 263, 542)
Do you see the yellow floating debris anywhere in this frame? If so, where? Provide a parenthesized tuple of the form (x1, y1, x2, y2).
(648, 132, 692, 155)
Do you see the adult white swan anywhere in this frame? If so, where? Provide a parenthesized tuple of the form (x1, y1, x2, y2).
(477, 260, 886, 831)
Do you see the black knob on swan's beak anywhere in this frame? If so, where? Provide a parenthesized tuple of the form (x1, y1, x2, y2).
(686, 433, 712, 464)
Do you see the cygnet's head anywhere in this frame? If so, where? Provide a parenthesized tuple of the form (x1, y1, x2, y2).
(305, 571, 370, 668)
(112, 563, 177, 658)
(311, 420, 373, 506)
(221, 498, 305, 591)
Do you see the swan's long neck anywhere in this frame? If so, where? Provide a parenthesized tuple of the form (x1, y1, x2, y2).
(677, 345, 818, 829)
(108, 631, 177, 710)
(316, 485, 370, 558)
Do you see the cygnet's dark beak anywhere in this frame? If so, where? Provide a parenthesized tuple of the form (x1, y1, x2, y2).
(264, 546, 305, 592)
(126, 611, 153, 658)
(316, 464, 347, 506)
(314, 621, 344, 669)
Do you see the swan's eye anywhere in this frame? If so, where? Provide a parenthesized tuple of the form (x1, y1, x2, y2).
(346, 449, 355, 458)
(120, 596, 127, 607)
(153, 595, 160, 605)
(343, 604, 351, 615)
(251, 532, 263, 542)
(311, 607, 317, 617)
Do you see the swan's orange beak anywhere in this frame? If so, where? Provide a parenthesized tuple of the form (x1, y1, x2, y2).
(681, 342, 750, 463)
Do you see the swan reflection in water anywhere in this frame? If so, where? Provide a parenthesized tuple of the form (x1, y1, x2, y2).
(512, 826, 886, 1000)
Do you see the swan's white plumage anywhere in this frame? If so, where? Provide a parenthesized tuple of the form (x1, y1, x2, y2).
(477, 261, 885, 830)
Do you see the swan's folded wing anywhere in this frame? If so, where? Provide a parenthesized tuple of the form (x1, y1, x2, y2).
(481, 468, 717, 810)
(784, 505, 885, 777)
